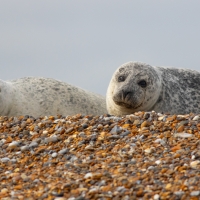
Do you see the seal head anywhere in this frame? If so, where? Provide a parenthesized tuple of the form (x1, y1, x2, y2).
(106, 61, 162, 115)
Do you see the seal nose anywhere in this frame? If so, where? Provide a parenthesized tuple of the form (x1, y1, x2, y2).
(122, 90, 132, 100)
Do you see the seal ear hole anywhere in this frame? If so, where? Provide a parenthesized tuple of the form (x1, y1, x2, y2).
(138, 80, 147, 88)
(118, 75, 126, 82)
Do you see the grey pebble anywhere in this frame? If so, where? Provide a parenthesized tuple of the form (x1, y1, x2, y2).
(45, 136, 58, 143)
(190, 191, 200, 196)
(78, 140, 87, 146)
(65, 127, 74, 134)
(116, 186, 127, 193)
(74, 196, 86, 200)
(55, 127, 62, 132)
(34, 126, 39, 131)
(0, 139, 6, 147)
(174, 191, 185, 196)
(98, 180, 106, 187)
(97, 124, 103, 129)
(104, 117, 113, 121)
(58, 148, 69, 155)
(154, 138, 166, 145)
(70, 155, 78, 162)
(10, 158, 17, 163)
(120, 130, 131, 137)
(113, 117, 122, 121)
(33, 179, 40, 183)
(78, 132, 86, 138)
(82, 123, 88, 129)
(23, 130, 30, 135)
(90, 133, 98, 141)
(29, 141, 39, 148)
(21, 121, 26, 128)
(1, 157, 10, 162)
(154, 139, 162, 143)
(147, 166, 155, 171)
(179, 120, 189, 126)
(20, 145, 30, 152)
(110, 125, 122, 134)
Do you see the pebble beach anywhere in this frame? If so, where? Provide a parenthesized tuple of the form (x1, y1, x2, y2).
(0, 111, 200, 200)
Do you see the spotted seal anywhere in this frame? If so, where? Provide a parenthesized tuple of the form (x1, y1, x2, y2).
(106, 61, 200, 115)
(0, 77, 106, 117)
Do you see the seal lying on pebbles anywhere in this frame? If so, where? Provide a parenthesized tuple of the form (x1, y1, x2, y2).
(107, 61, 200, 115)
(0, 77, 106, 117)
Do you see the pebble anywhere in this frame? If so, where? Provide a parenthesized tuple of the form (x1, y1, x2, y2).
(174, 191, 185, 196)
(7, 141, 20, 150)
(84, 173, 93, 179)
(192, 116, 199, 121)
(29, 141, 38, 148)
(153, 194, 160, 200)
(0, 112, 200, 199)
(120, 130, 131, 137)
(155, 160, 161, 165)
(58, 148, 69, 155)
(190, 160, 200, 169)
(20, 145, 29, 152)
(174, 133, 193, 138)
(45, 135, 58, 143)
(190, 191, 200, 196)
(66, 127, 74, 133)
(110, 125, 122, 134)
(52, 152, 58, 158)
(23, 130, 30, 135)
(1, 188, 8, 194)
(42, 130, 48, 135)
(1, 157, 10, 162)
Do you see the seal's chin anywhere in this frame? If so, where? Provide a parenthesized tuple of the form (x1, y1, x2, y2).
(114, 101, 133, 108)
(114, 100, 143, 109)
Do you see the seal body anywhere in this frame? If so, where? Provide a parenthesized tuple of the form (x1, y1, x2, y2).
(107, 61, 200, 115)
(0, 77, 106, 117)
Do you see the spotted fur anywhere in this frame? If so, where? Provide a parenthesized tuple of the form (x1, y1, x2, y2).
(0, 77, 106, 117)
(107, 61, 200, 115)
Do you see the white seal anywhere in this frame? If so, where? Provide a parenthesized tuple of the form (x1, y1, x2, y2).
(107, 61, 200, 115)
(0, 77, 106, 117)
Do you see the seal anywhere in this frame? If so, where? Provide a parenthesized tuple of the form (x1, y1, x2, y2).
(0, 77, 107, 117)
(106, 61, 200, 115)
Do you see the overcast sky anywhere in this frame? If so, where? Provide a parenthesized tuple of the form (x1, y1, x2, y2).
(1, 1, 200, 96)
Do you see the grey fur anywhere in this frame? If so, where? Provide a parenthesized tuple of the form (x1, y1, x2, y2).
(107, 61, 200, 115)
(0, 77, 106, 117)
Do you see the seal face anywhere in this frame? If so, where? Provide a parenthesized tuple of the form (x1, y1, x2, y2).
(107, 61, 200, 115)
(0, 77, 107, 117)
(107, 62, 162, 115)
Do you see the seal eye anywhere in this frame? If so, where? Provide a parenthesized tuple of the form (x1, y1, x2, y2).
(138, 80, 147, 88)
(118, 76, 126, 82)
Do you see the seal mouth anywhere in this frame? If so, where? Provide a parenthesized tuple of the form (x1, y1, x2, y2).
(114, 101, 143, 109)
(114, 101, 133, 108)
(113, 89, 144, 110)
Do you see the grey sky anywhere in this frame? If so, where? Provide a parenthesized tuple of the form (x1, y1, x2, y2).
(1, 1, 200, 96)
